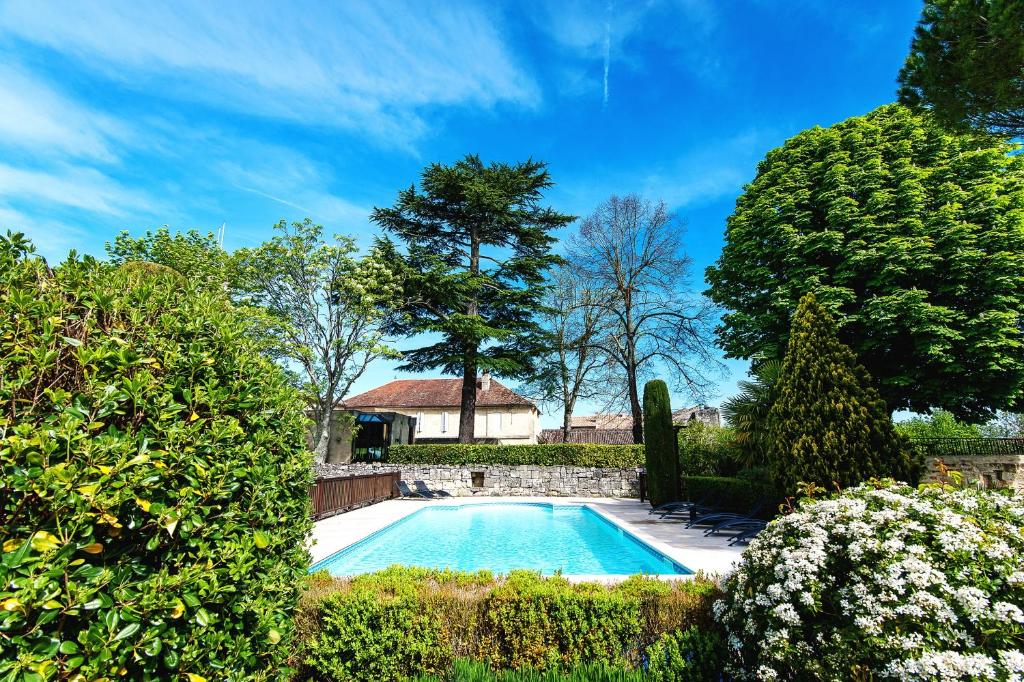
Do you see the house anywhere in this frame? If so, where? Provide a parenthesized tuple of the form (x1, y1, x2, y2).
(672, 406, 721, 427)
(339, 372, 540, 445)
(548, 406, 721, 445)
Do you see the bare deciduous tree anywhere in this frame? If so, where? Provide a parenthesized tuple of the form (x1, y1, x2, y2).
(521, 265, 609, 441)
(570, 194, 720, 444)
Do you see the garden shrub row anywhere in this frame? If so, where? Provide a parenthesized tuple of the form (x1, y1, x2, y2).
(388, 444, 644, 468)
(681, 476, 780, 516)
(293, 566, 722, 681)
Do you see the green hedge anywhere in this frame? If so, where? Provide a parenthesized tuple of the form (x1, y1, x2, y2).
(682, 476, 780, 516)
(0, 244, 312, 681)
(388, 444, 644, 468)
(412, 659, 646, 681)
(294, 567, 721, 681)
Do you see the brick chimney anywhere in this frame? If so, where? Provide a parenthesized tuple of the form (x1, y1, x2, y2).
(480, 370, 491, 391)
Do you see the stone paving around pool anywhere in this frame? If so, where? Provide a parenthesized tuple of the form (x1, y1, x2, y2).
(309, 497, 744, 583)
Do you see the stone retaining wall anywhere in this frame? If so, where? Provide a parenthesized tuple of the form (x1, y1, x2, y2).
(923, 455, 1024, 491)
(314, 462, 641, 498)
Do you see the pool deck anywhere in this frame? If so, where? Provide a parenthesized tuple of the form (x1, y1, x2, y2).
(309, 497, 745, 583)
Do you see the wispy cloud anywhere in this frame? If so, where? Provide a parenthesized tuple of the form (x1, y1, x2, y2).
(0, 163, 155, 216)
(0, 64, 133, 162)
(0, 0, 539, 146)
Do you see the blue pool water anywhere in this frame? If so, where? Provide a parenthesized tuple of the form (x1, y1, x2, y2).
(310, 503, 690, 576)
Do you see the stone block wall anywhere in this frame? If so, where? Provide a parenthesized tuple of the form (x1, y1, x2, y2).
(923, 455, 1024, 491)
(314, 462, 641, 498)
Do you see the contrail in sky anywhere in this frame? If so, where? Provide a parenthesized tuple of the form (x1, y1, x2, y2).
(602, 8, 611, 107)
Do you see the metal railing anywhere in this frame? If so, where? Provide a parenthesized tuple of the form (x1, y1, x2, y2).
(911, 437, 1024, 458)
(310, 471, 400, 520)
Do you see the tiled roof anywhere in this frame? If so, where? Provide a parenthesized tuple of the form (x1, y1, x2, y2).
(340, 378, 536, 409)
(570, 413, 634, 430)
(538, 428, 636, 445)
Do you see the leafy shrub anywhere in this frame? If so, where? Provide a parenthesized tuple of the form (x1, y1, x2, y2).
(412, 658, 648, 681)
(895, 410, 984, 440)
(681, 476, 779, 516)
(677, 423, 742, 477)
(295, 567, 721, 681)
(643, 380, 679, 507)
(646, 627, 725, 682)
(715, 482, 1024, 680)
(389, 444, 644, 468)
(766, 293, 918, 493)
(0, 244, 312, 680)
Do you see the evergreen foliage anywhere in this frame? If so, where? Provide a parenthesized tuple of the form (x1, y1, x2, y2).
(899, 0, 1024, 137)
(642, 380, 678, 506)
(706, 104, 1024, 421)
(296, 567, 720, 682)
(766, 294, 918, 492)
(0, 237, 312, 680)
(371, 155, 573, 442)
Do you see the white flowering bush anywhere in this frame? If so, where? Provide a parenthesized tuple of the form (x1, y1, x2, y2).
(715, 481, 1024, 680)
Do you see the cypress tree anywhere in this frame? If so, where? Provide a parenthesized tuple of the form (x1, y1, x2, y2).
(766, 294, 918, 493)
(643, 379, 679, 506)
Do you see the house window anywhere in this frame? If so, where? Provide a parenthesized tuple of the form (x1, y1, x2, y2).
(441, 411, 448, 433)
(417, 412, 422, 432)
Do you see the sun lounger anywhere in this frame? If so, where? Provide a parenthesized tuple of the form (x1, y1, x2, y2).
(413, 480, 452, 498)
(684, 499, 769, 529)
(395, 480, 429, 499)
(727, 520, 768, 546)
(649, 495, 712, 518)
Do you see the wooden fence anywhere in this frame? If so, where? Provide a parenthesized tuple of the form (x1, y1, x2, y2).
(310, 471, 400, 520)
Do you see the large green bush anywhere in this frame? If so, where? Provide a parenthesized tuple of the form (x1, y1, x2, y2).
(715, 481, 1024, 680)
(0, 243, 312, 680)
(766, 293, 918, 493)
(676, 423, 742, 477)
(643, 380, 679, 507)
(295, 567, 720, 681)
(389, 444, 643, 468)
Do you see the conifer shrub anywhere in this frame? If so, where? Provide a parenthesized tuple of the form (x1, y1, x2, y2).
(0, 242, 312, 680)
(766, 293, 919, 492)
(643, 380, 679, 506)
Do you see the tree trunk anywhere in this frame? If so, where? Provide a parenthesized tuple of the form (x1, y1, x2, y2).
(459, 227, 481, 444)
(459, 351, 477, 443)
(561, 402, 573, 443)
(628, 367, 644, 445)
(312, 406, 332, 463)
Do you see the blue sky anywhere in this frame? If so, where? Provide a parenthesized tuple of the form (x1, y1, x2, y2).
(0, 0, 923, 426)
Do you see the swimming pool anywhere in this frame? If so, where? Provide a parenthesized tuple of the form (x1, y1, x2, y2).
(309, 502, 691, 576)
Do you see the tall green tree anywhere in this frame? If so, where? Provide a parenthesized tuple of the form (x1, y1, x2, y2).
(372, 155, 573, 442)
(720, 359, 782, 468)
(899, 0, 1024, 137)
(643, 379, 679, 507)
(106, 227, 231, 291)
(766, 294, 918, 493)
(233, 219, 398, 460)
(706, 104, 1024, 421)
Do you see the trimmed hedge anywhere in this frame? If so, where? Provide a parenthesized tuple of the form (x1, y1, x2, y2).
(388, 444, 644, 468)
(0, 245, 312, 680)
(294, 567, 721, 681)
(681, 476, 780, 516)
(412, 659, 646, 681)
